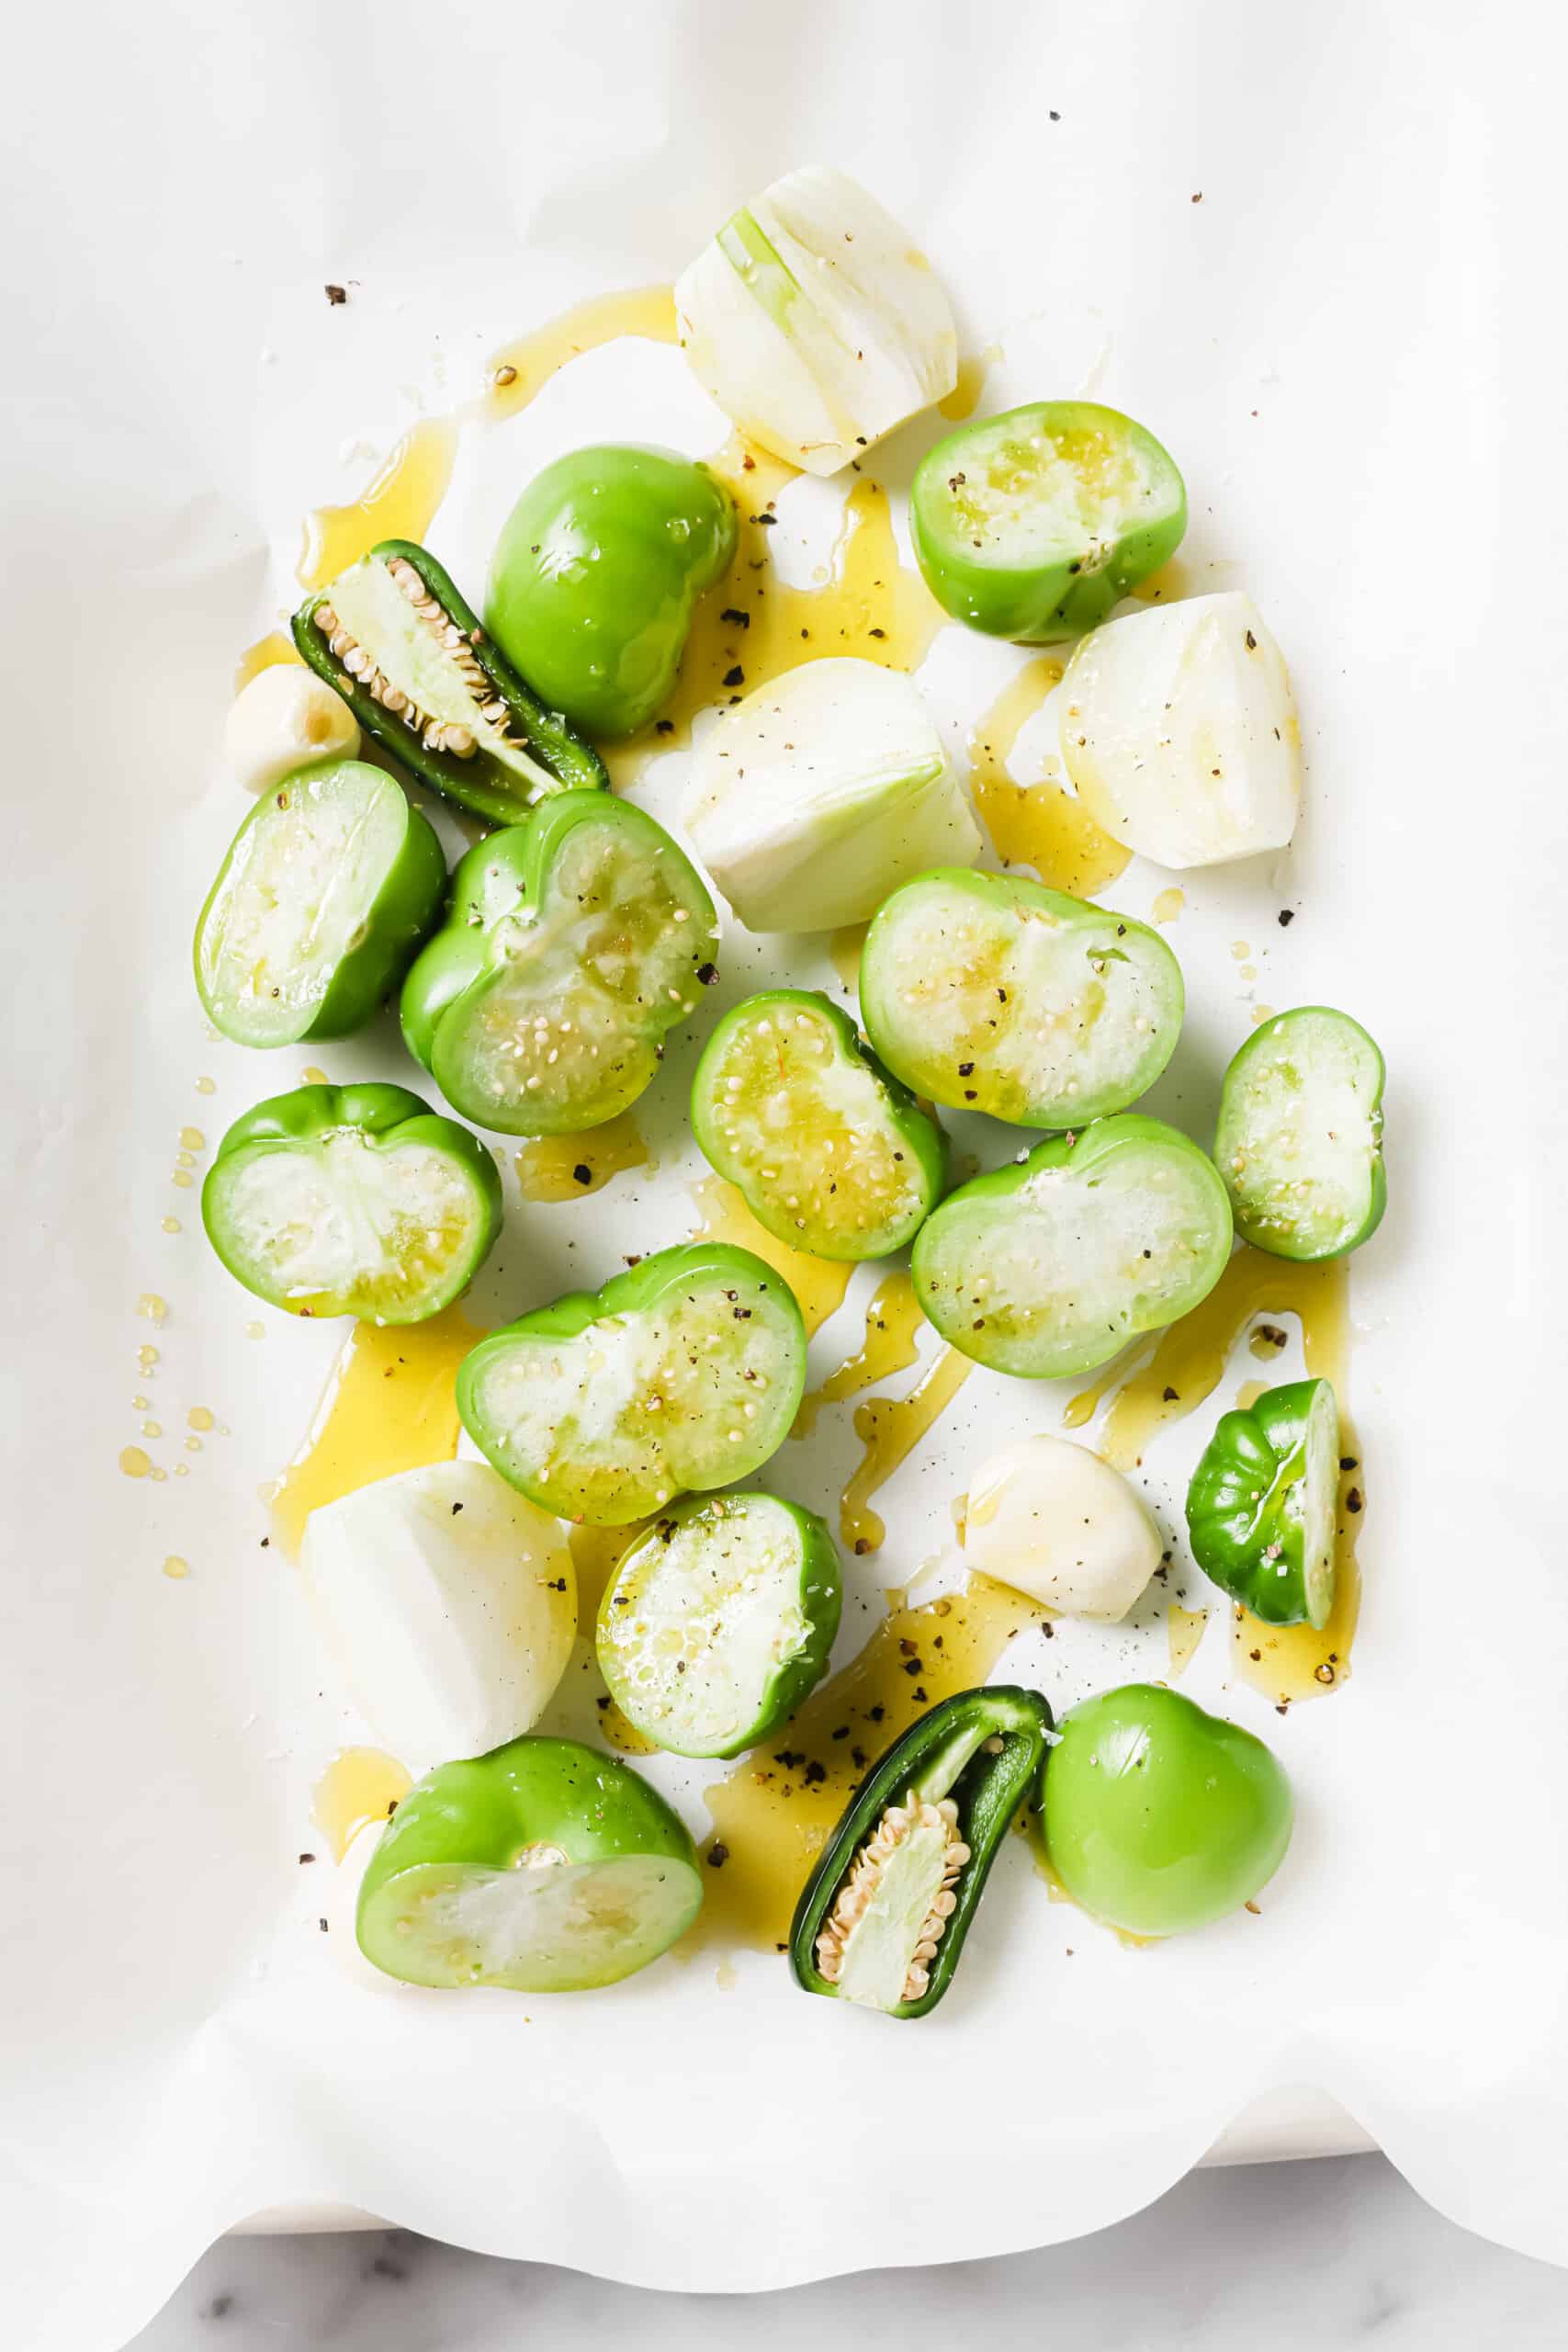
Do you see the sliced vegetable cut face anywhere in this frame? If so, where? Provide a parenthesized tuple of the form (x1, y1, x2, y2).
(201, 1083, 502, 1324)
(1213, 1006, 1386, 1261)
(690, 989, 945, 1260)
(911, 1114, 1233, 1379)
(400, 793, 719, 1136)
(861, 869, 1183, 1127)
(293, 537, 606, 828)
(910, 401, 1186, 642)
(597, 1492, 842, 1758)
(457, 1243, 807, 1524)
(194, 758, 446, 1047)
(791, 1686, 1053, 2018)
(1186, 1377, 1339, 1629)
(356, 1736, 702, 1991)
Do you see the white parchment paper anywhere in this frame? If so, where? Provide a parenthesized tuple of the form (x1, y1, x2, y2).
(4, 4, 1564, 2346)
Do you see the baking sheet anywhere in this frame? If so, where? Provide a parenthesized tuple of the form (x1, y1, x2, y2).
(4, 4, 1564, 2346)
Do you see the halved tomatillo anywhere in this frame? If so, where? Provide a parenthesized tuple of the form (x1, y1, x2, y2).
(1186, 1376, 1340, 1628)
(1213, 1006, 1386, 1261)
(201, 1082, 502, 1323)
(401, 792, 719, 1136)
(457, 1242, 807, 1524)
(597, 1491, 841, 1758)
(356, 1735, 702, 1992)
(690, 988, 946, 1260)
(860, 868, 1182, 1127)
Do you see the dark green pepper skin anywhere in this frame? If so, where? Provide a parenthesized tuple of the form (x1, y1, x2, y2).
(293, 538, 606, 827)
(790, 1686, 1052, 2020)
(202, 1082, 502, 1323)
(486, 445, 737, 739)
(1185, 1377, 1339, 1627)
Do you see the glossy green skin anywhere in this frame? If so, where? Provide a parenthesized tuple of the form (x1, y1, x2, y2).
(1213, 1006, 1387, 1261)
(201, 1082, 502, 1322)
(791, 1687, 1053, 2020)
(597, 1493, 842, 1758)
(357, 1736, 702, 1991)
(911, 1114, 1234, 1379)
(457, 1242, 807, 1523)
(193, 759, 446, 1047)
(859, 869, 1184, 1127)
(1042, 1685, 1293, 1938)
(689, 989, 947, 1260)
(910, 401, 1187, 643)
(400, 791, 719, 1136)
(294, 539, 606, 826)
(487, 446, 738, 739)
(1186, 1378, 1338, 1628)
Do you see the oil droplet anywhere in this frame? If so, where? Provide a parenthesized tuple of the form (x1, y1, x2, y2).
(310, 1747, 412, 1863)
(187, 1406, 216, 1431)
(299, 418, 458, 591)
(132, 1395, 149, 1411)
(693, 1576, 1038, 1953)
(150, 1466, 168, 1483)
(299, 1066, 328, 1087)
(162, 1555, 191, 1581)
(1230, 940, 1250, 960)
(967, 659, 1130, 898)
(141, 1420, 163, 1439)
(1151, 887, 1186, 925)
(137, 1294, 167, 1325)
(175, 1151, 195, 1171)
(184, 1437, 202, 1453)
(196, 1077, 216, 1095)
(161, 1217, 182, 1235)
(119, 1446, 152, 1479)
(828, 922, 869, 998)
(715, 1954, 739, 1992)
(515, 1113, 651, 1204)
(687, 1176, 850, 1338)
(270, 1306, 480, 1560)
(1251, 1003, 1277, 1026)
(937, 345, 999, 422)
(840, 1345, 974, 1555)
(175, 1464, 190, 1478)
(136, 1344, 160, 1373)
(1247, 1320, 1290, 1363)
(234, 631, 302, 695)
(1167, 1603, 1209, 1677)
(179, 1126, 206, 1152)
(482, 285, 678, 423)
(246, 1321, 266, 1340)
(171, 1171, 194, 1190)
(793, 1271, 924, 1439)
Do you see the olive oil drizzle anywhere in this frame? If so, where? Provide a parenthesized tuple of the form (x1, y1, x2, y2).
(792, 1272, 924, 1440)
(966, 657, 1131, 898)
(514, 1114, 650, 1204)
(686, 1175, 851, 1339)
(234, 631, 302, 694)
(311, 1747, 412, 1862)
(298, 417, 459, 592)
(839, 1344, 974, 1556)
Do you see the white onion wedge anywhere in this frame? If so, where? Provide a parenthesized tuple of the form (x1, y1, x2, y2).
(674, 166, 958, 476)
(685, 657, 981, 933)
(1060, 592, 1301, 868)
(963, 1434, 1161, 1620)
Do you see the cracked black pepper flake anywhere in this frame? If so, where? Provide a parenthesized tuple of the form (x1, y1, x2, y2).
(655, 718, 674, 734)
(324, 283, 347, 305)
(450, 1500, 465, 1514)
(707, 1842, 728, 1868)
(1340, 1455, 1359, 1471)
(722, 665, 745, 687)
(697, 962, 718, 986)
(1346, 1488, 1363, 1513)
(1163, 1386, 1180, 1402)
(1278, 908, 1295, 926)
(572, 1164, 592, 1186)
(720, 607, 750, 628)
(299, 1852, 316, 1865)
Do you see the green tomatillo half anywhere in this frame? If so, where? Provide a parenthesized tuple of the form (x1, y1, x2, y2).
(486, 445, 737, 740)
(1186, 1376, 1339, 1628)
(690, 988, 946, 1260)
(400, 791, 719, 1136)
(1213, 1005, 1387, 1261)
(194, 758, 446, 1047)
(457, 1242, 807, 1524)
(597, 1491, 841, 1758)
(356, 1735, 702, 1991)
(293, 539, 606, 827)
(912, 1114, 1233, 1379)
(201, 1082, 502, 1323)
(910, 401, 1186, 642)
(1041, 1684, 1293, 1938)
(860, 868, 1182, 1127)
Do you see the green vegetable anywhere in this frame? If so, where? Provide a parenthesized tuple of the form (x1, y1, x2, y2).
(912, 1114, 1233, 1379)
(194, 758, 446, 1048)
(597, 1491, 841, 1758)
(293, 538, 606, 827)
(1186, 1377, 1339, 1627)
(356, 1735, 702, 1991)
(201, 1082, 502, 1324)
(486, 446, 736, 740)
(910, 401, 1186, 642)
(457, 1242, 807, 1524)
(1041, 1684, 1293, 1938)
(1213, 1005, 1387, 1261)
(860, 869, 1183, 1127)
(690, 989, 945, 1260)
(400, 791, 718, 1136)
(791, 1686, 1052, 2018)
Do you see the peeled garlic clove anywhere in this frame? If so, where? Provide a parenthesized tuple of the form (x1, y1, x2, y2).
(223, 663, 361, 794)
(299, 1460, 576, 1769)
(675, 166, 958, 477)
(962, 1433, 1161, 1620)
(1060, 592, 1300, 868)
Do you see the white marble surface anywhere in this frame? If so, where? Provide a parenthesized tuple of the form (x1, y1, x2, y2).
(127, 2156, 1568, 2350)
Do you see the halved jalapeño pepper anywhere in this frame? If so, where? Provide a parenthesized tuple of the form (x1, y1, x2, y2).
(791, 1685, 1052, 2019)
(293, 538, 607, 828)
